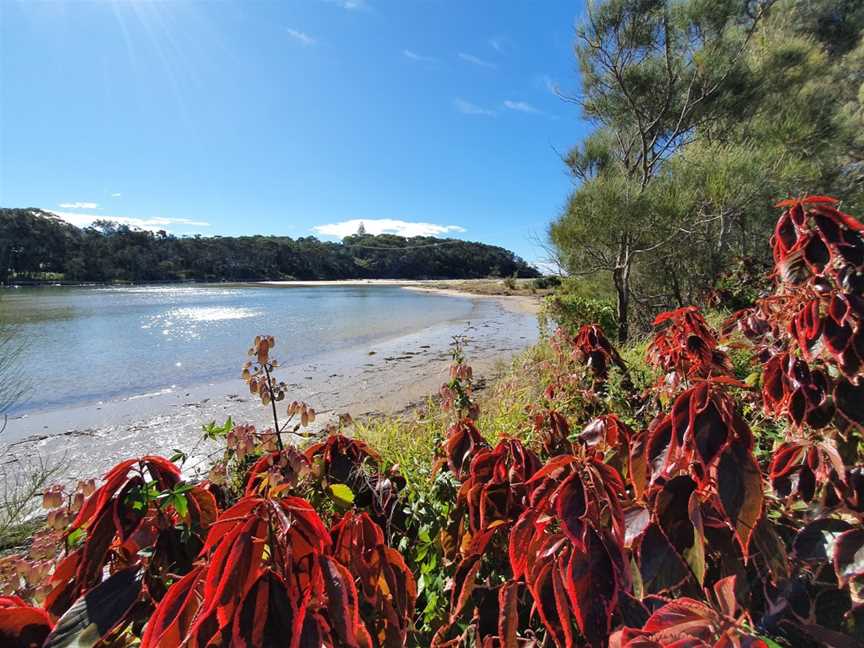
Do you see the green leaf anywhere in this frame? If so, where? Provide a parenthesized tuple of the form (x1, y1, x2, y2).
(67, 528, 86, 546)
(328, 483, 355, 508)
(756, 635, 784, 648)
(173, 494, 189, 519)
(744, 371, 762, 388)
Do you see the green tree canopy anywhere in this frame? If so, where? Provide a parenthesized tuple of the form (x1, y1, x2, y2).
(551, 0, 864, 341)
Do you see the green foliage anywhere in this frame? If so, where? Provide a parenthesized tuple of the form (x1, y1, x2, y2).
(551, 0, 864, 340)
(531, 275, 561, 290)
(543, 293, 618, 335)
(0, 208, 539, 283)
(201, 416, 234, 440)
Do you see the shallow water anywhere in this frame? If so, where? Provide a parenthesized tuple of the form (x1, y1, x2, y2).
(0, 284, 476, 415)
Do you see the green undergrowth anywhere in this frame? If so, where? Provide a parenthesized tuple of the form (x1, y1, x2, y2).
(354, 342, 555, 487)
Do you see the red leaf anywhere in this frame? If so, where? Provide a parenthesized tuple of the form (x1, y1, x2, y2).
(715, 441, 764, 558)
(563, 526, 618, 647)
(321, 556, 362, 648)
(712, 576, 737, 619)
(529, 561, 569, 648)
(642, 598, 717, 643)
(551, 558, 577, 648)
(498, 581, 520, 648)
(141, 566, 205, 648)
(449, 555, 482, 623)
(555, 472, 587, 546)
(199, 515, 266, 630)
(0, 602, 52, 648)
(638, 524, 691, 594)
(509, 509, 544, 579)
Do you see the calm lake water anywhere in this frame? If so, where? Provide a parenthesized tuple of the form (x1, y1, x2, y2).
(0, 284, 476, 415)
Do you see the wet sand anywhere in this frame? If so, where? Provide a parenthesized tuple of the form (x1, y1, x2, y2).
(1, 289, 539, 487)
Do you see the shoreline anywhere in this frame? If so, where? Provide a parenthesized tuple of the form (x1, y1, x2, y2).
(258, 278, 544, 315)
(1, 288, 540, 489)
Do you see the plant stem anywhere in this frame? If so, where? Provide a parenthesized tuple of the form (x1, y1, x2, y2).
(263, 364, 283, 450)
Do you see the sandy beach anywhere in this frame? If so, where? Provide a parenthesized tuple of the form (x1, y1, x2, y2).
(1, 284, 541, 489)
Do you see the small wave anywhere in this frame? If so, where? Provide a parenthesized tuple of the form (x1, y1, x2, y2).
(126, 388, 174, 401)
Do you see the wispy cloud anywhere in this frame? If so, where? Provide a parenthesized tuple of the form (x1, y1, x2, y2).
(59, 201, 99, 209)
(312, 218, 465, 238)
(453, 98, 495, 117)
(50, 210, 210, 232)
(503, 100, 542, 115)
(488, 38, 503, 52)
(323, 0, 369, 10)
(110, 193, 122, 198)
(540, 74, 559, 95)
(458, 53, 496, 69)
(403, 49, 437, 63)
(285, 28, 316, 46)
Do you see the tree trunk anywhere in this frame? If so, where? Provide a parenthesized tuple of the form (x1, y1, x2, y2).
(669, 266, 684, 307)
(613, 236, 631, 344)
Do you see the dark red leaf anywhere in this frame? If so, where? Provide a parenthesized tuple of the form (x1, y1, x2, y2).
(639, 524, 690, 594)
(498, 582, 520, 648)
(564, 526, 617, 647)
(835, 380, 864, 427)
(716, 441, 763, 558)
(555, 472, 587, 546)
(449, 555, 482, 623)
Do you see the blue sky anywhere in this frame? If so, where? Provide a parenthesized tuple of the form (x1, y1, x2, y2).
(0, 0, 589, 266)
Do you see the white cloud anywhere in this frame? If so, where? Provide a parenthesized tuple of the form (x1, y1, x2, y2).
(285, 28, 316, 45)
(323, 0, 369, 10)
(111, 192, 122, 198)
(458, 53, 496, 69)
(503, 100, 541, 114)
(58, 201, 99, 209)
(453, 98, 495, 116)
(488, 38, 502, 52)
(312, 219, 465, 238)
(49, 210, 210, 232)
(403, 49, 437, 63)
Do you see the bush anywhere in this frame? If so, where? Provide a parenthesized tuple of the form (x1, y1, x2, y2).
(543, 292, 617, 335)
(532, 275, 562, 290)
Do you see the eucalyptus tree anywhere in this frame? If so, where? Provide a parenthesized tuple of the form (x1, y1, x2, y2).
(551, 0, 774, 342)
(552, 0, 864, 341)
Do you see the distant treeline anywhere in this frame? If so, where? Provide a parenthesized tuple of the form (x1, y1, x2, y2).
(0, 209, 539, 283)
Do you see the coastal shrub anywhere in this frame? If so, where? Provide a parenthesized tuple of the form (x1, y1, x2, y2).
(1, 194, 863, 648)
(543, 292, 618, 336)
(532, 275, 562, 290)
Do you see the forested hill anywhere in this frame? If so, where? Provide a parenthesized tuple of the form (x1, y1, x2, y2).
(0, 209, 539, 283)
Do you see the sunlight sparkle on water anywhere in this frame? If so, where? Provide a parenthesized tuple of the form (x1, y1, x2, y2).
(144, 306, 259, 341)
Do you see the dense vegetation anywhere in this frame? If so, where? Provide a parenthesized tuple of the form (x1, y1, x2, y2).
(0, 209, 538, 284)
(550, 0, 864, 342)
(1, 195, 862, 647)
